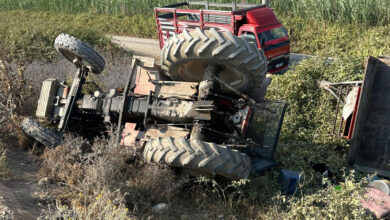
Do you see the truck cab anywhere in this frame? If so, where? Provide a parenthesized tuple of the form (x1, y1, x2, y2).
(155, 2, 290, 74)
(239, 8, 290, 73)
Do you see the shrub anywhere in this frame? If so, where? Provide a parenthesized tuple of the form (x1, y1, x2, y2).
(266, 171, 373, 219)
(39, 135, 190, 218)
(0, 57, 34, 149)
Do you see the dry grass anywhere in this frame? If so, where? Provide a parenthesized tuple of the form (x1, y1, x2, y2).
(38, 134, 193, 218)
(0, 57, 35, 149)
(0, 59, 30, 126)
(38, 133, 269, 219)
(0, 142, 7, 176)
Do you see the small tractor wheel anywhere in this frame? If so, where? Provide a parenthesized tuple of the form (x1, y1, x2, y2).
(54, 33, 105, 74)
(21, 118, 62, 148)
(161, 28, 267, 94)
(143, 137, 251, 180)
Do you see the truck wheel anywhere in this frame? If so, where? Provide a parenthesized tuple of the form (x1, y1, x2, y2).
(161, 28, 267, 94)
(54, 33, 105, 74)
(143, 137, 251, 179)
(21, 118, 62, 148)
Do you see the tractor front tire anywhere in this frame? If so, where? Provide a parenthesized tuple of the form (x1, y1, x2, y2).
(161, 28, 267, 95)
(143, 137, 251, 179)
(54, 33, 105, 74)
(21, 118, 62, 148)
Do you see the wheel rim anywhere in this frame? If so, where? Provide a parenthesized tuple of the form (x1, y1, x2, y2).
(59, 49, 90, 67)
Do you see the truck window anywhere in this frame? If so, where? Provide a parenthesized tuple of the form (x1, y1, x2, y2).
(258, 27, 288, 43)
(242, 31, 258, 47)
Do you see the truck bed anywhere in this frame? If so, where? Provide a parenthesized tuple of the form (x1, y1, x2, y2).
(155, 1, 266, 48)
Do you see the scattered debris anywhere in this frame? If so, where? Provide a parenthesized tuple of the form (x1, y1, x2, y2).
(361, 188, 390, 218)
(368, 180, 390, 195)
(279, 169, 303, 195)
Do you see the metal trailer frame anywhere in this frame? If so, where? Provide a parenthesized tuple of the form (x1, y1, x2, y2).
(348, 56, 390, 177)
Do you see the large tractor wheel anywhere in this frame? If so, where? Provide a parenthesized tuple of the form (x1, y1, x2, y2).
(21, 118, 62, 148)
(161, 28, 267, 94)
(54, 33, 105, 74)
(143, 137, 251, 179)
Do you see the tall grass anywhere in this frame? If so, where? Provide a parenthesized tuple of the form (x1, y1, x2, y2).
(273, 0, 390, 26)
(0, 0, 178, 16)
(0, 0, 389, 26)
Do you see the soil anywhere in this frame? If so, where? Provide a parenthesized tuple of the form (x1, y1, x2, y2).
(0, 146, 42, 219)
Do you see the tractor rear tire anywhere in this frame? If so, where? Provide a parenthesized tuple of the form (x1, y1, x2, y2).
(21, 118, 62, 148)
(143, 137, 251, 179)
(161, 28, 267, 94)
(54, 33, 105, 74)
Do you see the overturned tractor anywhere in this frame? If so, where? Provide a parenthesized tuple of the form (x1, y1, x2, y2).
(22, 29, 286, 180)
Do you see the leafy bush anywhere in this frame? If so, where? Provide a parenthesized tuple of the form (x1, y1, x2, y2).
(268, 56, 362, 139)
(266, 56, 364, 176)
(265, 171, 373, 219)
(283, 17, 390, 57)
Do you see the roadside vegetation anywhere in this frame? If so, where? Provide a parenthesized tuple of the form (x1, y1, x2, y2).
(0, 0, 387, 219)
(1, 11, 389, 62)
(2, 0, 390, 27)
(1, 1, 390, 61)
(0, 10, 153, 61)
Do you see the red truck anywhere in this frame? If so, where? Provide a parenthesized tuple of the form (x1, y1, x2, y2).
(155, 1, 290, 74)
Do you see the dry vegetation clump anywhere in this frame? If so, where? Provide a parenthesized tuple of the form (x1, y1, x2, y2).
(38, 135, 194, 219)
(39, 134, 264, 219)
(0, 142, 7, 176)
(0, 57, 35, 151)
(0, 59, 32, 130)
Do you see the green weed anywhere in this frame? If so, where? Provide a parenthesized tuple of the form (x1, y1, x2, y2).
(265, 170, 373, 219)
(0, 10, 155, 61)
(1, 0, 389, 26)
(273, 0, 390, 27)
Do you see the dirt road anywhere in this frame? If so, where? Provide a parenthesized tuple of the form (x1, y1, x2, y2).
(0, 146, 41, 219)
(110, 35, 313, 64)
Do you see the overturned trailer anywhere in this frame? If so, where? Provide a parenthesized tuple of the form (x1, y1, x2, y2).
(321, 56, 390, 177)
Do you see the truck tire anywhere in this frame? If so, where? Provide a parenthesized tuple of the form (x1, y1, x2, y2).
(161, 28, 267, 94)
(143, 137, 251, 179)
(54, 33, 105, 74)
(21, 118, 62, 148)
